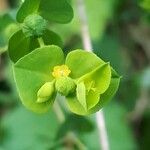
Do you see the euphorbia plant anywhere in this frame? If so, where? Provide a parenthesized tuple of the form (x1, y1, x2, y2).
(8, 0, 120, 115)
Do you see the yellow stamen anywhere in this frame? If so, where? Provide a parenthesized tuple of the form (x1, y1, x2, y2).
(52, 65, 71, 78)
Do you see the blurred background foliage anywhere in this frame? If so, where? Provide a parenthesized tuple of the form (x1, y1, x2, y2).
(0, 0, 150, 149)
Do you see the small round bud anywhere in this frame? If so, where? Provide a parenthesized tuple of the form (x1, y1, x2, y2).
(55, 77, 76, 96)
(37, 82, 55, 103)
(22, 14, 47, 37)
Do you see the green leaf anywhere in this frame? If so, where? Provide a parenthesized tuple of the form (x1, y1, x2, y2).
(66, 93, 87, 115)
(17, 0, 41, 23)
(78, 63, 111, 94)
(8, 29, 62, 62)
(8, 30, 39, 63)
(65, 50, 105, 79)
(1, 107, 60, 150)
(42, 29, 63, 48)
(76, 82, 87, 110)
(13, 46, 64, 113)
(86, 90, 100, 110)
(17, 0, 73, 24)
(89, 75, 121, 114)
(66, 68, 120, 115)
(78, 63, 111, 110)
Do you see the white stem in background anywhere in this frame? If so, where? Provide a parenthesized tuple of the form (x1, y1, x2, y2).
(76, 0, 109, 150)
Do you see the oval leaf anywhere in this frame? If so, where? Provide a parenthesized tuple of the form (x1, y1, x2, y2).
(42, 29, 63, 48)
(8, 29, 62, 62)
(65, 50, 105, 79)
(66, 68, 120, 115)
(13, 45, 64, 113)
(89, 75, 121, 114)
(78, 63, 111, 94)
(17, 0, 73, 24)
(8, 30, 39, 63)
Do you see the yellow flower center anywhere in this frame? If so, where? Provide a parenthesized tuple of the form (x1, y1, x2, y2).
(52, 65, 71, 78)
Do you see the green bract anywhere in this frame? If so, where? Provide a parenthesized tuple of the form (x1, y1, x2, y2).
(13, 45, 120, 115)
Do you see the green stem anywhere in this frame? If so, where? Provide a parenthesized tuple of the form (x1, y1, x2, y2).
(53, 101, 65, 123)
(38, 37, 45, 47)
(53, 101, 86, 150)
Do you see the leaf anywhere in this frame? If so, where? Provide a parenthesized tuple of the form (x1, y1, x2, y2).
(66, 93, 87, 115)
(76, 82, 87, 110)
(66, 68, 120, 115)
(66, 90, 100, 115)
(8, 30, 39, 63)
(17, 0, 41, 23)
(78, 63, 111, 94)
(78, 63, 111, 110)
(89, 75, 121, 114)
(17, 0, 73, 24)
(86, 90, 100, 110)
(13, 46, 64, 113)
(1, 107, 60, 150)
(8, 29, 62, 62)
(42, 29, 63, 48)
(65, 50, 105, 79)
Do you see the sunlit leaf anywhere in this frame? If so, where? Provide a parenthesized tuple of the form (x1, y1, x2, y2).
(65, 50, 104, 79)
(13, 46, 64, 113)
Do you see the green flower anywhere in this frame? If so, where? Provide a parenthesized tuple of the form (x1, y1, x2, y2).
(13, 45, 120, 115)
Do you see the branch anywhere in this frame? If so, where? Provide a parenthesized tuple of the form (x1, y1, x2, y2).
(76, 0, 109, 150)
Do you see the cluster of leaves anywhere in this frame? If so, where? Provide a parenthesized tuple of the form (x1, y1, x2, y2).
(0, 102, 137, 150)
(7, 0, 120, 115)
(1, 0, 149, 149)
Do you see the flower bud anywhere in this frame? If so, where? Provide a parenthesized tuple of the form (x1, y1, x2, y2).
(22, 14, 47, 37)
(37, 82, 55, 103)
(55, 77, 76, 96)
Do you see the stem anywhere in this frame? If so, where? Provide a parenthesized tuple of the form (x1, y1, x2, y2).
(53, 101, 86, 150)
(38, 37, 45, 47)
(53, 101, 65, 123)
(76, 0, 109, 150)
